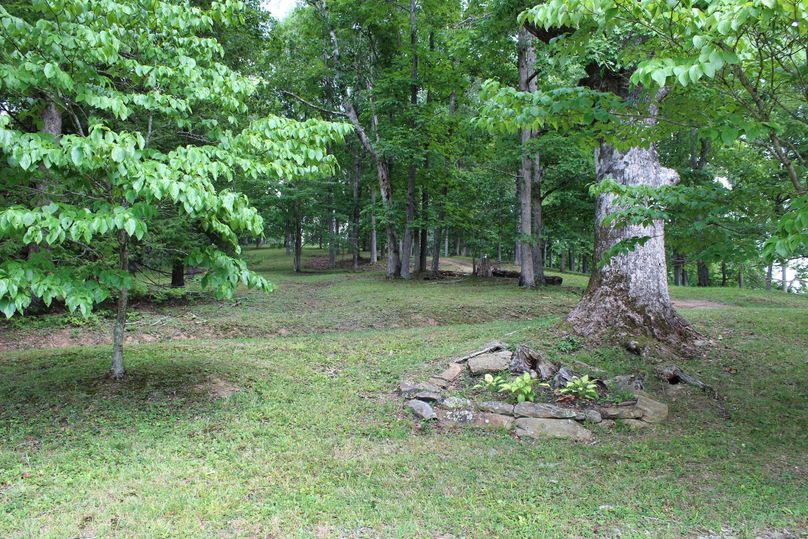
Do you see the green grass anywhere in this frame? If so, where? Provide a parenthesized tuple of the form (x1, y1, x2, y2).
(1, 248, 806, 538)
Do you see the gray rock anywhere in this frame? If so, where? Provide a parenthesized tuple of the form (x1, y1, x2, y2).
(414, 391, 442, 402)
(473, 412, 514, 430)
(399, 380, 441, 396)
(467, 351, 512, 375)
(428, 377, 449, 389)
(634, 391, 668, 423)
(608, 374, 644, 392)
(437, 409, 474, 424)
(598, 403, 643, 419)
(575, 409, 603, 423)
(439, 396, 473, 410)
(622, 418, 649, 429)
(551, 367, 576, 389)
(514, 418, 593, 442)
(435, 363, 463, 383)
(405, 399, 436, 420)
(514, 402, 577, 419)
(478, 401, 514, 416)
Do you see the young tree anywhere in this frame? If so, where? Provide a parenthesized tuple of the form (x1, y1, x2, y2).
(0, 0, 350, 377)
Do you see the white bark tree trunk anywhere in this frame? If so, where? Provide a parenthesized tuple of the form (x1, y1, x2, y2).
(567, 142, 697, 347)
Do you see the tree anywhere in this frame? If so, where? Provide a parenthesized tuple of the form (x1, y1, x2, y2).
(0, 0, 350, 377)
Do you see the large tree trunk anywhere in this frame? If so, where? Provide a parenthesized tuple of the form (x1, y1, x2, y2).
(531, 159, 545, 284)
(516, 27, 536, 288)
(111, 230, 129, 379)
(567, 141, 698, 348)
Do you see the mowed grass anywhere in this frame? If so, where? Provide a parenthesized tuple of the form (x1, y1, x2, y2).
(0, 248, 806, 538)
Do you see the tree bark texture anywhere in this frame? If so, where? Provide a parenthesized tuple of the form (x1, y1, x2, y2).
(566, 140, 698, 348)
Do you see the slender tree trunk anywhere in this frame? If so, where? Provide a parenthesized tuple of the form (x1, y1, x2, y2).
(531, 160, 544, 284)
(328, 196, 337, 269)
(369, 188, 378, 264)
(781, 261, 788, 292)
(418, 190, 428, 273)
(111, 231, 129, 379)
(284, 224, 292, 256)
(400, 0, 419, 279)
(431, 192, 446, 278)
(352, 147, 361, 269)
(567, 139, 698, 348)
(682, 266, 689, 287)
(697, 260, 709, 287)
(672, 251, 683, 286)
(293, 214, 302, 273)
(720, 261, 727, 287)
(171, 260, 185, 288)
(443, 228, 448, 257)
(496, 242, 502, 263)
(517, 27, 536, 288)
(765, 262, 773, 290)
(737, 268, 744, 288)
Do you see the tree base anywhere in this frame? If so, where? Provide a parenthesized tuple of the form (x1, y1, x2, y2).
(566, 280, 702, 357)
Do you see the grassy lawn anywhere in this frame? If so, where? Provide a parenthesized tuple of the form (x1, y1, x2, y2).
(1, 248, 806, 538)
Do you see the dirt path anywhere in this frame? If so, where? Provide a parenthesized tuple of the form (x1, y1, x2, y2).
(673, 299, 730, 309)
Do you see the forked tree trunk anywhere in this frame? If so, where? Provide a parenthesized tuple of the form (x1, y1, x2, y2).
(111, 230, 129, 379)
(567, 142, 698, 348)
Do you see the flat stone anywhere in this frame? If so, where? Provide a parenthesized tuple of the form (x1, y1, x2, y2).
(467, 351, 512, 375)
(575, 409, 603, 423)
(514, 418, 593, 442)
(598, 403, 643, 419)
(405, 399, 436, 420)
(399, 380, 441, 396)
(478, 401, 514, 416)
(622, 418, 649, 429)
(439, 396, 473, 410)
(428, 377, 449, 389)
(634, 391, 668, 423)
(514, 402, 577, 419)
(414, 391, 442, 402)
(473, 412, 514, 430)
(436, 408, 474, 424)
(435, 363, 463, 383)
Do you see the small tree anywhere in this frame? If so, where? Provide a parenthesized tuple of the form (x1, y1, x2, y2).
(0, 0, 351, 377)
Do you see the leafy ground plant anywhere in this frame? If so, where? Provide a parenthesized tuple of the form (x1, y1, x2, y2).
(559, 375, 599, 401)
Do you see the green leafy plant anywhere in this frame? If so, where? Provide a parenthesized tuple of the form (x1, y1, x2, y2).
(557, 335, 584, 353)
(474, 373, 506, 392)
(559, 375, 599, 401)
(498, 373, 549, 403)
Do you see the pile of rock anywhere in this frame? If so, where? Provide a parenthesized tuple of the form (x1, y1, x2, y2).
(400, 341, 669, 443)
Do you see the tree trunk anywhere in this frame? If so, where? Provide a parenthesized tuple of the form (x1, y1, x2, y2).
(431, 187, 447, 278)
(697, 260, 709, 287)
(720, 261, 727, 287)
(284, 224, 292, 256)
(352, 147, 361, 269)
(171, 260, 185, 288)
(672, 251, 683, 286)
(517, 27, 536, 288)
(369, 188, 378, 264)
(765, 262, 773, 290)
(400, 0, 418, 279)
(531, 160, 544, 284)
(328, 202, 337, 269)
(737, 268, 744, 288)
(418, 190, 428, 273)
(293, 215, 302, 273)
(443, 228, 448, 257)
(566, 140, 698, 348)
(111, 230, 129, 379)
(781, 261, 788, 292)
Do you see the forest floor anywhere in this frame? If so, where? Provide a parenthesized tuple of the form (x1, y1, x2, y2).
(0, 248, 806, 538)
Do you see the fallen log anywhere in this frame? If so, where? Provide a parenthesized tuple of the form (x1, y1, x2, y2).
(490, 268, 563, 285)
(451, 341, 509, 364)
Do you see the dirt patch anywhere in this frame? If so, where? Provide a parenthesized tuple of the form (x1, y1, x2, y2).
(674, 299, 730, 309)
(194, 376, 241, 399)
